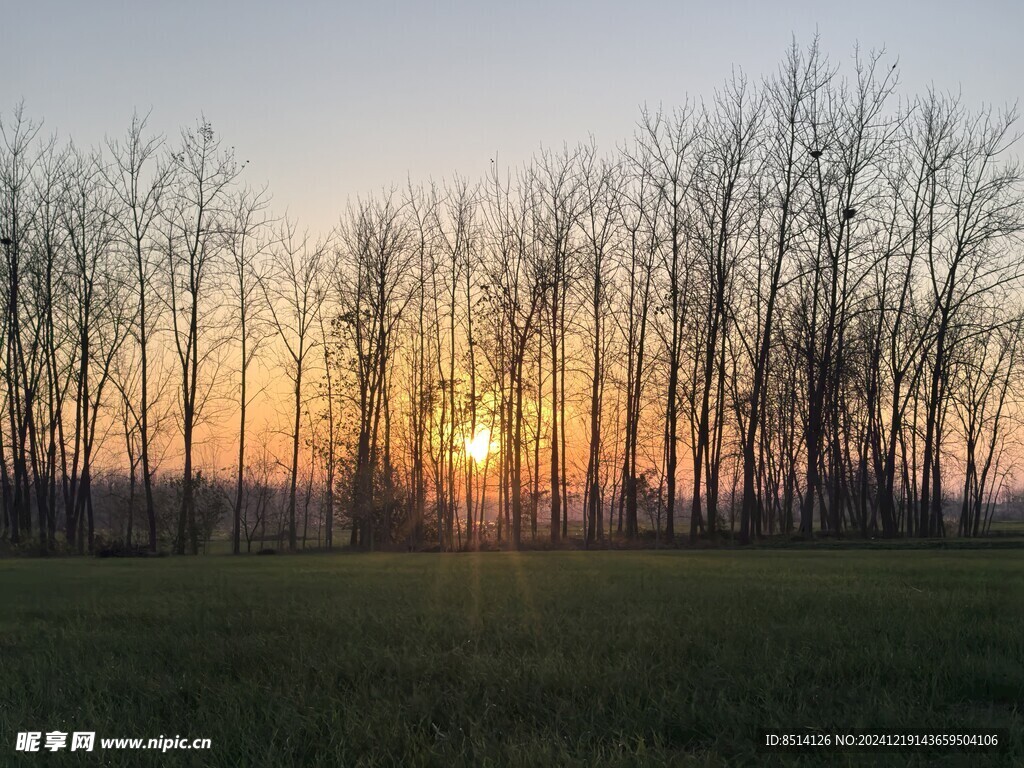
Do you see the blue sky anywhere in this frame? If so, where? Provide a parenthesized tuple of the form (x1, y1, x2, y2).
(4, 0, 1022, 232)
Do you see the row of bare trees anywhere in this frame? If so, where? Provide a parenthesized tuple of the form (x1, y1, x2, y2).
(3, 41, 1023, 554)
(326, 41, 1024, 550)
(0, 105, 335, 553)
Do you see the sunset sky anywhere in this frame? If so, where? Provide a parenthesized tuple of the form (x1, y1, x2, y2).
(4, 1, 1022, 236)
(5, 7, 1021, 759)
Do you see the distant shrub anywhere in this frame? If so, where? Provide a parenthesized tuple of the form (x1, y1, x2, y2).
(93, 538, 154, 558)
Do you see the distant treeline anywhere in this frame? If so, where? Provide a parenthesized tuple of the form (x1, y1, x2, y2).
(2, 39, 1023, 555)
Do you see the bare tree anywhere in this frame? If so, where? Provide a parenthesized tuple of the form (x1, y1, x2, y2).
(335, 193, 414, 549)
(103, 112, 171, 552)
(577, 144, 622, 544)
(482, 163, 548, 548)
(635, 105, 696, 540)
(262, 219, 330, 550)
(162, 120, 242, 554)
(226, 186, 271, 554)
(534, 145, 584, 543)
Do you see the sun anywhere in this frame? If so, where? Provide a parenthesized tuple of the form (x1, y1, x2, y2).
(464, 427, 491, 463)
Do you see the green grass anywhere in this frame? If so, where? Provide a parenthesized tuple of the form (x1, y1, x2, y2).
(2, 551, 1021, 767)
(989, 519, 1024, 535)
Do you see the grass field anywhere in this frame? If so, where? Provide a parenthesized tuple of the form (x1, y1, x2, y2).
(2, 551, 1021, 767)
